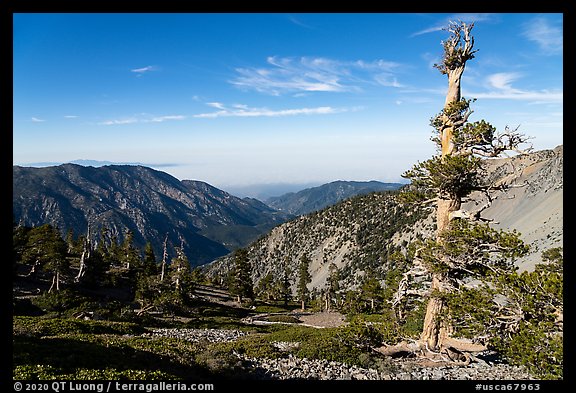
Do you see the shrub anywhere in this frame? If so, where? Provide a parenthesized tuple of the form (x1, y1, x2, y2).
(30, 290, 88, 314)
(13, 316, 148, 337)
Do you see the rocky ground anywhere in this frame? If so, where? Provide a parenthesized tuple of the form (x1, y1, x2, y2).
(143, 328, 249, 343)
(147, 327, 535, 380)
(235, 353, 534, 380)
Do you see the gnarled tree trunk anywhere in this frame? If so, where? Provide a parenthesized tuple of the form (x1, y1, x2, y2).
(419, 22, 474, 352)
(420, 198, 462, 350)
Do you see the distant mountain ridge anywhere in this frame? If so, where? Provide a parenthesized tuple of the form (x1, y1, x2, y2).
(13, 165, 405, 267)
(12, 164, 290, 266)
(265, 180, 405, 216)
(205, 145, 563, 293)
(19, 159, 178, 168)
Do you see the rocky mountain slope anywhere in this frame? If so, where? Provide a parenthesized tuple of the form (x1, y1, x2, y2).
(12, 164, 290, 265)
(205, 191, 434, 290)
(464, 144, 563, 271)
(205, 145, 563, 292)
(265, 180, 404, 216)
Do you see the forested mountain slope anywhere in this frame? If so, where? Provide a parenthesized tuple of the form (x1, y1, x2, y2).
(205, 145, 562, 291)
(13, 164, 290, 265)
(265, 180, 404, 216)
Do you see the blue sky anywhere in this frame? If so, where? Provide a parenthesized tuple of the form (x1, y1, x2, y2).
(13, 13, 563, 192)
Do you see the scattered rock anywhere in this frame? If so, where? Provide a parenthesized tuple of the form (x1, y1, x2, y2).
(233, 352, 535, 380)
(145, 328, 535, 380)
(144, 328, 247, 343)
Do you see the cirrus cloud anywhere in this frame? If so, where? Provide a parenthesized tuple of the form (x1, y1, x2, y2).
(464, 72, 562, 103)
(193, 102, 355, 118)
(131, 65, 159, 76)
(411, 13, 495, 37)
(521, 16, 562, 55)
(99, 113, 185, 126)
(230, 56, 403, 95)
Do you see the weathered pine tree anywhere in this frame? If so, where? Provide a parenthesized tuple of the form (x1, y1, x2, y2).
(388, 21, 532, 359)
(74, 225, 91, 283)
(121, 230, 141, 271)
(160, 234, 169, 282)
(169, 242, 191, 293)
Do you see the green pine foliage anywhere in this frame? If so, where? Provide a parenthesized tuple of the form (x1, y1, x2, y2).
(419, 219, 529, 276)
(297, 254, 312, 307)
(402, 154, 483, 200)
(20, 224, 70, 291)
(13, 221, 202, 317)
(228, 248, 254, 303)
(490, 248, 563, 379)
(440, 248, 563, 379)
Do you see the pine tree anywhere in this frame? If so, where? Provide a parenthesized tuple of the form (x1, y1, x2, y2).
(297, 254, 312, 310)
(142, 241, 158, 276)
(360, 273, 383, 312)
(490, 248, 563, 379)
(326, 263, 340, 310)
(277, 257, 293, 306)
(119, 229, 143, 297)
(21, 224, 69, 292)
(97, 225, 121, 268)
(387, 21, 532, 360)
(255, 272, 275, 301)
(13, 224, 31, 277)
(65, 228, 75, 254)
(80, 247, 109, 288)
(169, 244, 191, 294)
(134, 242, 160, 310)
(229, 248, 253, 303)
(121, 230, 141, 271)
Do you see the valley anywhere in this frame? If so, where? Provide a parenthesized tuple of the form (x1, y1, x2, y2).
(13, 164, 402, 267)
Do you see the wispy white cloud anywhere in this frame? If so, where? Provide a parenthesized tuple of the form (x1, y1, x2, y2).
(287, 15, 316, 30)
(150, 115, 186, 122)
(374, 74, 404, 88)
(31, 117, 45, 122)
(521, 17, 562, 55)
(64, 115, 78, 119)
(99, 118, 139, 126)
(131, 65, 159, 76)
(230, 56, 402, 95)
(412, 13, 494, 37)
(486, 72, 521, 90)
(465, 72, 563, 103)
(193, 102, 353, 118)
(206, 102, 226, 110)
(99, 114, 186, 126)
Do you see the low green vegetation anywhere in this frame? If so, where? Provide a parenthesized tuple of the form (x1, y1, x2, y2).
(12, 313, 390, 380)
(13, 220, 562, 380)
(13, 316, 205, 380)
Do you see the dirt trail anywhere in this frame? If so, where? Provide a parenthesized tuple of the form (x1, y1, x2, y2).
(295, 311, 347, 328)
